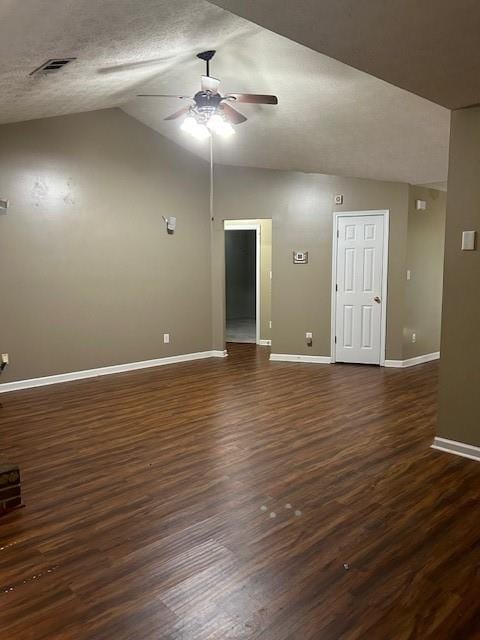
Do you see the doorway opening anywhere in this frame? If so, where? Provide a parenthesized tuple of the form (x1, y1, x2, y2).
(225, 224, 259, 343)
(224, 220, 272, 347)
(331, 210, 389, 365)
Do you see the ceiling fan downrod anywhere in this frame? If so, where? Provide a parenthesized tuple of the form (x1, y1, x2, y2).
(196, 50, 216, 77)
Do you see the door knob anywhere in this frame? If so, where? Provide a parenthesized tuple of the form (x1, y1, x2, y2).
(374, 296, 381, 303)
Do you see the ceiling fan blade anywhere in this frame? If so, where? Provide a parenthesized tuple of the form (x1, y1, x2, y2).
(137, 94, 192, 100)
(201, 75, 221, 93)
(227, 94, 278, 105)
(221, 103, 248, 125)
(164, 106, 191, 121)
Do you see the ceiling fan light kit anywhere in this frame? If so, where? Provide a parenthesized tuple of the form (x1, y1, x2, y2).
(180, 115, 211, 140)
(137, 50, 278, 141)
(207, 114, 235, 137)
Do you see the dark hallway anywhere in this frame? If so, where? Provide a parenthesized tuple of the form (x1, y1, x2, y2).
(225, 229, 256, 343)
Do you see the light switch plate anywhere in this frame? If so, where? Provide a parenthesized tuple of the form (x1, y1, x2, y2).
(461, 230, 476, 251)
(334, 194, 344, 205)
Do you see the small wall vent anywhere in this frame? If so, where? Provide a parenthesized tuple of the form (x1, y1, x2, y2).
(30, 58, 76, 75)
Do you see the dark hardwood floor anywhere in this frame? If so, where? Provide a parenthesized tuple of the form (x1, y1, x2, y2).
(0, 343, 479, 639)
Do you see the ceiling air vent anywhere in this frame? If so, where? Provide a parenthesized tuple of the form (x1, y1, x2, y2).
(29, 58, 76, 75)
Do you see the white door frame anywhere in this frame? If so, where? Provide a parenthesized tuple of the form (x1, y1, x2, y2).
(331, 210, 389, 366)
(224, 222, 261, 345)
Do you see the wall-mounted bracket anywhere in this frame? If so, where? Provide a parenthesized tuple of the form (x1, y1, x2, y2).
(162, 216, 176, 235)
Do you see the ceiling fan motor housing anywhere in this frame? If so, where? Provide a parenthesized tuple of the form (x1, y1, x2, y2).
(194, 91, 222, 115)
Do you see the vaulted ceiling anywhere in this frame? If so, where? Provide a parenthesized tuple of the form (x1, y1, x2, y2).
(208, 0, 480, 110)
(0, 0, 451, 184)
(124, 25, 449, 185)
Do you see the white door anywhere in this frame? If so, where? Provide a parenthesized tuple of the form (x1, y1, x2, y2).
(335, 214, 386, 364)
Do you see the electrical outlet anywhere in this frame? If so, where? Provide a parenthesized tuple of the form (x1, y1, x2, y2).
(1, 353, 9, 365)
(412, 333, 416, 343)
(163, 333, 170, 344)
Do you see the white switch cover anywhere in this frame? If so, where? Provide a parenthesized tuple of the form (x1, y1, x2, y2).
(415, 199, 427, 211)
(1, 353, 9, 364)
(412, 333, 416, 343)
(334, 194, 344, 205)
(461, 230, 476, 251)
(163, 333, 170, 344)
(406, 270, 412, 281)
(306, 332, 313, 339)
(269, 320, 272, 329)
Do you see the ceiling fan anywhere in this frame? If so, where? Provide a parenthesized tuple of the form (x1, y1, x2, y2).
(137, 50, 278, 140)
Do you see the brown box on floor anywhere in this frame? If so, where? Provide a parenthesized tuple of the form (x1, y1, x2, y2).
(0, 463, 22, 516)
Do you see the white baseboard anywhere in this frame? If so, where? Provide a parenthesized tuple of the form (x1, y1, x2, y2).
(269, 353, 331, 364)
(269, 351, 438, 367)
(0, 349, 228, 394)
(431, 437, 480, 463)
(211, 350, 228, 358)
(258, 340, 272, 346)
(385, 352, 440, 368)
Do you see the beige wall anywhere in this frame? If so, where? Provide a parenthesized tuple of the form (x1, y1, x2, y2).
(0, 109, 212, 383)
(213, 165, 410, 358)
(438, 106, 480, 447)
(0, 108, 447, 384)
(403, 186, 446, 359)
(224, 219, 272, 342)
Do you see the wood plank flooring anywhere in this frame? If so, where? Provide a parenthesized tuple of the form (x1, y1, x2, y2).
(0, 343, 479, 639)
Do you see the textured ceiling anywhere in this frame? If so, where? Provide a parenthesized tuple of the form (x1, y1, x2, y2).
(0, 0, 250, 123)
(208, 0, 480, 110)
(124, 21, 450, 184)
(0, 0, 450, 183)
